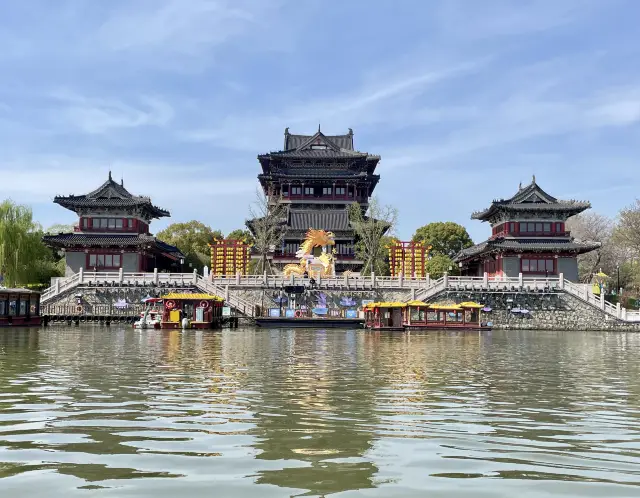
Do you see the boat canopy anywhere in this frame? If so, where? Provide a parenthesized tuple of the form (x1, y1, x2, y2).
(406, 300, 429, 306)
(161, 293, 223, 301)
(364, 301, 407, 309)
(458, 301, 483, 309)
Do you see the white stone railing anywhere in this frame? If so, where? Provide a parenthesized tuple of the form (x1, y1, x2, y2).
(39, 269, 640, 322)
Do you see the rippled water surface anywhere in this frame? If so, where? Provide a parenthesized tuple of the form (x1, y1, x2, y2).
(0, 327, 639, 497)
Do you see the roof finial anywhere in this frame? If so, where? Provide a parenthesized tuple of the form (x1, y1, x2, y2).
(108, 170, 112, 181)
(518, 182, 522, 190)
(532, 174, 536, 184)
(121, 175, 124, 187)
(318, 123, 321, 133)
(284, 127, 289, 136)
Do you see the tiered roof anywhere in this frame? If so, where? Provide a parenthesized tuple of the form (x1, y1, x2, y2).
(54, 172, 170, 219)
(455, 178, 599, 262)
(471, 177, 591, 222)
(258, 128, 381, 174)
(42, 233, 184, 259)
(455, 238, 601, 261)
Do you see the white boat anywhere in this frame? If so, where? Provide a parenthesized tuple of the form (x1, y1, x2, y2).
(133, 298, 163, 329)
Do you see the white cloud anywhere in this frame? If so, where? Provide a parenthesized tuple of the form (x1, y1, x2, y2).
(95, 0, 281, 56)
(48, 91, 174, 134)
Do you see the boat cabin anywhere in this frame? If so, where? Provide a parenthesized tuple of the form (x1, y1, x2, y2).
(404, 301, 487, 330)
(0, 289, 42, 327)
(161, 293, 224, 329)
(363, 302, 407, 330)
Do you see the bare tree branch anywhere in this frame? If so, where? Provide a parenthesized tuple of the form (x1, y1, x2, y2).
(247, 189, 288, 275)
(348, 197, 398, 276)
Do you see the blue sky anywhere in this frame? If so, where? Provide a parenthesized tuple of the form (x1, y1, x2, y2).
(1, 0, 639, 243)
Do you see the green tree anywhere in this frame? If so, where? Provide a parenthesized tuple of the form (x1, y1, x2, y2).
(0, 200, 62, 287)
(412, 222, 473, 258)
(156, 221, 223, 271)
(425, 254, 459, 279)
(226, 229, 255, 245)
(45, 223, 75, 234)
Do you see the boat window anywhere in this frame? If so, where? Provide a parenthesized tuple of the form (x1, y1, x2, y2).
(19, 299, 27, 316)
(0, 300, 5, 315)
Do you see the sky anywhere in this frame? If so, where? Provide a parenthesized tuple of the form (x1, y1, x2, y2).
(1, 0, 640, 243)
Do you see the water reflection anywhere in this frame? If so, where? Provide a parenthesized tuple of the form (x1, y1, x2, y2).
(0, 327, 638, 497)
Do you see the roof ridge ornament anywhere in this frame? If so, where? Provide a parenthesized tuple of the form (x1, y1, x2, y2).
(532, 174, 536, 184)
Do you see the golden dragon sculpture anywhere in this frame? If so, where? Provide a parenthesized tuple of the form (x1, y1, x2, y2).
(283, 229, 336, 278)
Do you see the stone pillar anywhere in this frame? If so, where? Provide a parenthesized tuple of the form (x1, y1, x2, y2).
(600, 294, 605, 310)
(411, 288, 416, 300)
(483, 272, 488, 286)
(399, 272, 403, 287)
(443, 272, 449, 288)
(518, 272, 523, 286)
(623, 308, 627, 321)
(78, 267, 84, 284)
(224, 285, 229, 302)
(55, 278, 60, 295)
(153, 267, 158, 285)
(236, 271, 241, 285)
(426, 273, 430, 287)
(192, 269, 198, 285)
(371, 271, 375, 287)
(317, 273, 321, 286)
(559, 273, 564, 289)
(616, 302, 621, 319)
(263, 271, 267, 284)
(119, 267, 124, 283)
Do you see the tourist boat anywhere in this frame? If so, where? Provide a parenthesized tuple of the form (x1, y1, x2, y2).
(0, 288, 42, 327)
(133, 298, 163, 329)
(363, 302, 407, 330)
(364, 301, 492, 331)
(160, 293, 224, 329)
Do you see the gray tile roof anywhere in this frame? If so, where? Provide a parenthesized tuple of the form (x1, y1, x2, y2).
(42, 233, 183, 255)
(285, 129, 354, 151)
(54, 173, 170, 218)
(289, 210, 351, 231)
(471, 179, 590, 220)
(454, 237, 601, 261)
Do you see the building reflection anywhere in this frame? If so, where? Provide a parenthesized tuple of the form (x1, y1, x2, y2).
(246, 329, 380, 496)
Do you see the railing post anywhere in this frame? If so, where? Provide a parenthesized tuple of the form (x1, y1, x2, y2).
(398, 272, 403, 287)
(483, 272, 488, 286)
(153, 268, 158, 285)
(78, 267, 84, 284)
(558, 272, 564, 289)
(118, 267, 124, 283)
(426, 273, 430, 287)
(317, 272, 321, 287)
(55, 278, 60, 295)
(622, 308, 627, 321)
(443, 272, 449, 288)
(371, 271, 375, 287)
(616, 302, 621, 319)
(236, 271, 241, 285)
(518, 272, 523, 287)
(411, 288, 416, 300)
(600, 295, 605, 310)
(263, 271, 267, 284)
(224, 285, 229, 302)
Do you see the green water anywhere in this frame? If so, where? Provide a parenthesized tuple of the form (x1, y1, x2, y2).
(0, 327, 639, 497)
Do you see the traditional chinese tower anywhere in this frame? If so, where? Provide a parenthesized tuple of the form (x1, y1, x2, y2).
(250, 127, 381, 273)
(43, 172, 183, 276)
(454, 177, 600, 282)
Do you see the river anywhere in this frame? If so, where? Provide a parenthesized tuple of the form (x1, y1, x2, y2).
(0, 327, 639, 497)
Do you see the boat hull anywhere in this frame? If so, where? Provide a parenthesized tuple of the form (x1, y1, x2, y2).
(256, 317, 364, 328)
